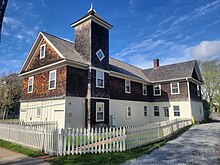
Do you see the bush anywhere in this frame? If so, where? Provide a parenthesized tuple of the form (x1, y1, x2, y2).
(203, 100, 211, 121)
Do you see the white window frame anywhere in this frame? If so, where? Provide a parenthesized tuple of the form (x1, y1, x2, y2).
(154, 84, 161, 96)
(96, 102, 104, 122)
(28, 76, 34, 93)
(49, 70, 56, 90)
(197, 85, 200, 96)
(171, 82, 180, 95)
(163, 107, 169, 117)
(127, 106, 131, 118)
(96, 70, 104, 88)
(96, 49, 105, 61)
(154, 106, 160, 116)
(144, 106, 147, 116)
(125, 80, 131, 93)
(40, 44, 46, 59)
(173, 105, 180, 116)
(142, 84, 147, 95)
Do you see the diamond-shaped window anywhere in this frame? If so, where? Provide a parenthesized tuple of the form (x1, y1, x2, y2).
(96, 49, 105, 61)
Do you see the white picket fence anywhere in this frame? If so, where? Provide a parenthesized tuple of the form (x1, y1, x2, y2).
(0, 121, 57, 152)
(125, 118, 192, 150)
(0, 118, 192, 156)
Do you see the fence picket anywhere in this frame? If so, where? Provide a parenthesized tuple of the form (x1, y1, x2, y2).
(71, 128, 75, 155)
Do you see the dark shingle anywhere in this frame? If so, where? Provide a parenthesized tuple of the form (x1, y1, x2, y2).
(143, 60, 196, 82)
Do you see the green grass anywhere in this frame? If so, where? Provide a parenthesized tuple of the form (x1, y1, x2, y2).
(50, 126, 191, 165)
(0, 139, 44, 157)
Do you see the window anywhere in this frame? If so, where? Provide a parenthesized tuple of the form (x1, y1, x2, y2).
(143, 84, 147, 95)
(154, 106, 160, 116)
(40, 44, 46, 59)
(127, 106, 131, 118)
(144, 106, 147, 116)
(197, 85, 200, 96)
(37, 107, 41, 118)
(96, 102, 104, 122)
(28, 76, 34, 93)
(49, 70, 56, 90)
(125, 80, 131, 93)
(96, 70, 104, 88)
(171, 82, 180, 94)
(173, 106, 180, 116)
(96, 49, 105, 61)
(154, 84, 161, 96)
(163, 107, 169, 117)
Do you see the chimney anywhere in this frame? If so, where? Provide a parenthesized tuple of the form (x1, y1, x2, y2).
(153, 59, 159, 69)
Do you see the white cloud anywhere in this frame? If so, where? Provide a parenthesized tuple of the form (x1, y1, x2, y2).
(15, 34, 24, 40)
(189, 40, 220, 59)
(172, 16, 189, 25)
(195, 0, 220, 16)
(3, 17, 22, 29)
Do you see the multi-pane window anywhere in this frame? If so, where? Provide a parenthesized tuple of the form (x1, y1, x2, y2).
(96, 70, 104, 88)
(197, 85, 200, 96)
(28, 76, 34, 93)
(40, 44, 46, 59)
(173, 106, 180, 116)
(154, 106, 160, 116)
(127, 106, 131, 118)
(96, 102, 104, 122)
(125, 80, 131, 93)
(171, 82, 180, 94)
(154, 84, 161, 96)
(143, 84, 147, 95)
(144, 106, 147, 116)
(49, 70, 56, 90)
(163, 107, 169, 117)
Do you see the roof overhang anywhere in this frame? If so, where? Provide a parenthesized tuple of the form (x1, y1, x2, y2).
(71, 14, 113, 30)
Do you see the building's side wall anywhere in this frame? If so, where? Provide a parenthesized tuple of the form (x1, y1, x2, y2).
(65, 97, 85, 128)
(190, 101, 204, 122)
(150, 101, 192, 123)
(20, 99, 66, 129)
(22, 66, 67, 100)
(109, 99, 151, 127)
(189, 82, 202, 101)
(66, 66, 88, 97)
(109, 100, 192, 127)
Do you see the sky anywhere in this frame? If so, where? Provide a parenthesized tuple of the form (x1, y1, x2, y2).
(0, 0, 220, 74)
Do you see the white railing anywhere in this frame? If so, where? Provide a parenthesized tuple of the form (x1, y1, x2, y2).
(0, 118, 192, 156)
(125, 118, 192, 150)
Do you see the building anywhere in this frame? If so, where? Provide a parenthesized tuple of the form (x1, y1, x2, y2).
(19, 7, 204, 129)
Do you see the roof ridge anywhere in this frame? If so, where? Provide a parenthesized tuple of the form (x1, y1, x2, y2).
(41, 31, 74, 44)
(110, 57, 144, 71)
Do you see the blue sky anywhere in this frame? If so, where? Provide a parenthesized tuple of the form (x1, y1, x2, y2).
(1, 0, 220, 74)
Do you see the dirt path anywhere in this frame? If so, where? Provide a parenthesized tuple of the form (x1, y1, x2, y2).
(124, 122, 220, 165)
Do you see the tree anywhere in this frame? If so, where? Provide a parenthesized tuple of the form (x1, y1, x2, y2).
(0, 73, 22, 119)
(199, 59, 220, 103)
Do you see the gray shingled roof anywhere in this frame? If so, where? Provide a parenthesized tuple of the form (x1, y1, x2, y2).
(109, 58, 149, 81)
(143, 60, 196, 82)
(42, 32, 87, 64)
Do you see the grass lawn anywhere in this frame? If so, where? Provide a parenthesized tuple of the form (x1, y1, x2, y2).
(0, 139, 44, 157)
(50, 126, 191, 165)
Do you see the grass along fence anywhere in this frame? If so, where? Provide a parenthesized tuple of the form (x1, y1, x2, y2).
(0, 118, 192, 156)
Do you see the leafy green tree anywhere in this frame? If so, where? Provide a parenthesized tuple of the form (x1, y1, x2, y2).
(199, 59, 220, 103)
(0, 73, 22, 119)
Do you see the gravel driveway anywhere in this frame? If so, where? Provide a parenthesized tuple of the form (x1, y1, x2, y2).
(124, 122, 220, 165)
